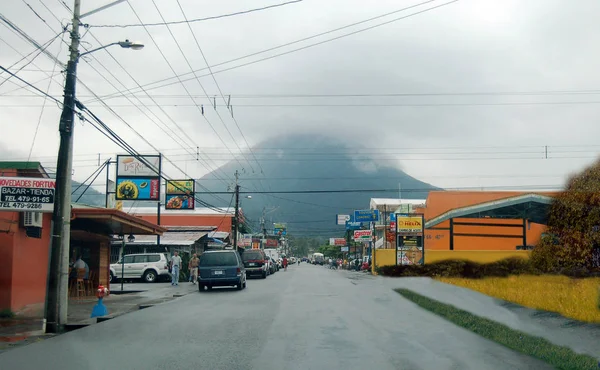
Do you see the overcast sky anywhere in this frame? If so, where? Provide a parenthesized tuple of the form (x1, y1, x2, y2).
(1, 0, 599, 194)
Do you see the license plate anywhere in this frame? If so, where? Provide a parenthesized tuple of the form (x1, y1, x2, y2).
(213, 270, 224, 275)
(248, 263, 256, 266)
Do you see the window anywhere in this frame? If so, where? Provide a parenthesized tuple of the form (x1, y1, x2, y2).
(134, 255, 148, 263)
(147, 255, 160, 263)
(123, 256, 134, 264)
(200, 252, 238, 266)
(242, 251, 264, 261)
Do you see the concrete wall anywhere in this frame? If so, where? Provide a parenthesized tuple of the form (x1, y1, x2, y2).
(374, 249, 530, 268)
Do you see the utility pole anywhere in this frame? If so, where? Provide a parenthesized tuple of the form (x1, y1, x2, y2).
(45, 0, 81, 334)
(233, 170, 240, 251)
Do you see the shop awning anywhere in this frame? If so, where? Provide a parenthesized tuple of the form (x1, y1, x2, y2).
(425, 193, 554, 228)
(71, 206, 166, 236)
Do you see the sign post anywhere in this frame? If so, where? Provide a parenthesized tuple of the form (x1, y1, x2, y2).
(395, 213, 425, 266)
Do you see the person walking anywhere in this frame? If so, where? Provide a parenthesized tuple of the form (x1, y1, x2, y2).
(189, 253, 199, 284)
(171, 251, 182, 286)
(282, 256, 288, 271)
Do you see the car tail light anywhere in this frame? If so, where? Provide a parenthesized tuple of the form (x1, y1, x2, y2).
(237, 267, 241, 274)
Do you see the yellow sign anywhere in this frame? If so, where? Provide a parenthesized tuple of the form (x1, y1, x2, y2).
(397, 216, 423, 234)
(166, 180, 194, 195)
(116, 201, 123, 211)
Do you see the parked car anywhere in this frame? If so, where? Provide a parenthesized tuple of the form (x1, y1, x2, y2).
(267, 256, 277, 274)
(242, 249, 269, 278)
(198, 250, 246, 291)
(109, 253, 171, 283)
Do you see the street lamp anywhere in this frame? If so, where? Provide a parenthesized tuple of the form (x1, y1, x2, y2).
(79, 39, 144, 58)
(45, 0, 144, 334)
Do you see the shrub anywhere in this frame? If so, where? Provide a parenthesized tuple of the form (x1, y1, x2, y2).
(531, 159, 600, 271)
(0, 309, 15, 318)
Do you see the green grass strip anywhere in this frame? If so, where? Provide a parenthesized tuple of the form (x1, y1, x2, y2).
(395, 288, 599, 370)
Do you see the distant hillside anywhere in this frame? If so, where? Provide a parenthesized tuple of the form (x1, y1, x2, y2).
(71, 180, 105, 207)
(198, 134, 439, 238)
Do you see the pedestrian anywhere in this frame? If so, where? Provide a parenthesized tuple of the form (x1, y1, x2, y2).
(189, 253, 199, 284)
(73, 255, 89, 279)
(171, 251, 182, 286)
(282, 256, 288, 271)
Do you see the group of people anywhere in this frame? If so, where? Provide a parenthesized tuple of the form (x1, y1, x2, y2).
(327, 257, 371, 271)
(168, 251, 199, 286)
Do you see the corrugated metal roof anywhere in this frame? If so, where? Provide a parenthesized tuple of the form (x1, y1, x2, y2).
(208, 231, 229, 239)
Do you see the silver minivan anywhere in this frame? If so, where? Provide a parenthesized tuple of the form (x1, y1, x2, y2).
(110, 253, 171, 283)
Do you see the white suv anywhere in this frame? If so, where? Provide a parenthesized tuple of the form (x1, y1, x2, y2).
(110, 253, 171, 283)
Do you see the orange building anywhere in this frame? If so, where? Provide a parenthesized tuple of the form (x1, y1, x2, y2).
(0, 162, 164, 318)
(416, 191, 558, 251)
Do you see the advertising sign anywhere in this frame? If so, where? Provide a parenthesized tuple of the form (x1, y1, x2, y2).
(266, 239, 278, 247)
(116, 155, 161, 201)
(353, 229, 372, 241)
(397, 214, 424, 235)
(341, 246, 349, 252)
(336, 214, 350, 225)
(329, 238, 346, 246)
(0, 177, 55, 212)
(354, 209, 380, 222)
(165, 179, 195, 210)
(116, 178, 160, 200)
(274, 223, 287, 235)
(117, 155, 160, 177)
(390, 221, 396, 231)
(397, 245, 424, 265)
(345, 221, 362, 230)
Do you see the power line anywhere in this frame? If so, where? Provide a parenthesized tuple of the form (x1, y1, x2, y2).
(127, 0, 250, 173)
(90, 0, 304, 28)
(83, 0, 456, 104)
(0, 65, 63, 105)
(174, 0, 268, 191)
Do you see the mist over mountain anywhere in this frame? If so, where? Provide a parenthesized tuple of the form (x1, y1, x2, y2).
(198, 134, 439, 238)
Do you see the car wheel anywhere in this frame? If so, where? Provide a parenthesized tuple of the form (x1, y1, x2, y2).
(198, 284, 205, 292)
(109, 271, 115, 283)
(237, 279, 243, 290)
(262, 271, 267, 279)
(143, 270, 157, 283)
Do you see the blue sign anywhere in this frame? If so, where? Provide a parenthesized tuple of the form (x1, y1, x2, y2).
(345, 221, 362, 230)
(354, 209, 380, 222)
(390, 213, 396, 222)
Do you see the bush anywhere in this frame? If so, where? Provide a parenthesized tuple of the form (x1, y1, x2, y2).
(0, 309, 15, 318)
(377, 257, 539, 279)
(531, 159, 600, 271)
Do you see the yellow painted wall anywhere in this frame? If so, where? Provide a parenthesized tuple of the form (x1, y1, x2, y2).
(374, 249, 530, 268)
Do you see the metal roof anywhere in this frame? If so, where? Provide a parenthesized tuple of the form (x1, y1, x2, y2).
(206, 231, 230, 239)
(425, 193, 554, 228)
(127, 231, 209, 245)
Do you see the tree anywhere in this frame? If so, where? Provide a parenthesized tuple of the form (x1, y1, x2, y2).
(531, 160, 600, 271)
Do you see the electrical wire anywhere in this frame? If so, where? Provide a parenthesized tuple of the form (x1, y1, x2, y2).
(87, 0, 457, 103)
(90, 0, 303, 28)
(127, 1, 250, 173)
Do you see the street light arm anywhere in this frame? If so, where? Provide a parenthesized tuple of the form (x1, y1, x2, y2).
(79, 42, 119, 58)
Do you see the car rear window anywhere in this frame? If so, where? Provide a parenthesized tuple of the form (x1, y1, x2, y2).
(242, 251, 264, 261)
(200, 252, 238, 266)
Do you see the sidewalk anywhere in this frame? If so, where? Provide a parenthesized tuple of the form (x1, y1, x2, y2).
(379, 276, 600, 361)
(0, 282, 198, 353)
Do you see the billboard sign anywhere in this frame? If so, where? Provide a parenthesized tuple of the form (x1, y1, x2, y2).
(397, 214, 424, 235)
(353, 229, 372, 241)
(0, 177, 55, 212)
(354, 209, 380, 222)
(329, 238, 346, 246)
(274, 223, 287, 235)
(116, 155, 161, 201)
(266, 239, 278, 247)
(345, 221, 362, 230)
(336, 214, 350, 225)
(165, 180, 195, 210)
(341, 246, 349, 252)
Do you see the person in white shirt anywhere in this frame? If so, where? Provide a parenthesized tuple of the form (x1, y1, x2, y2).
(170, 251, 182, 286)
(73, 256, 89, 279)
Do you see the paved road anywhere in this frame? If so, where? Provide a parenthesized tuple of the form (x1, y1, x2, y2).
(0, 264, 551, 370)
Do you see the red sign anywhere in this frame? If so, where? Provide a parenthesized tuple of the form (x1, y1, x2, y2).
(390, 221, 396, 231)
(353, 230, 372, 240)
(266, 239, 278, 247)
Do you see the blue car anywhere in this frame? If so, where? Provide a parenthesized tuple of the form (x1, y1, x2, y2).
(198, 250, 247, 291)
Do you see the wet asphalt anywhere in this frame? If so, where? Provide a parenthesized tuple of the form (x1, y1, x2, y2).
(0, 263, 552, 370)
